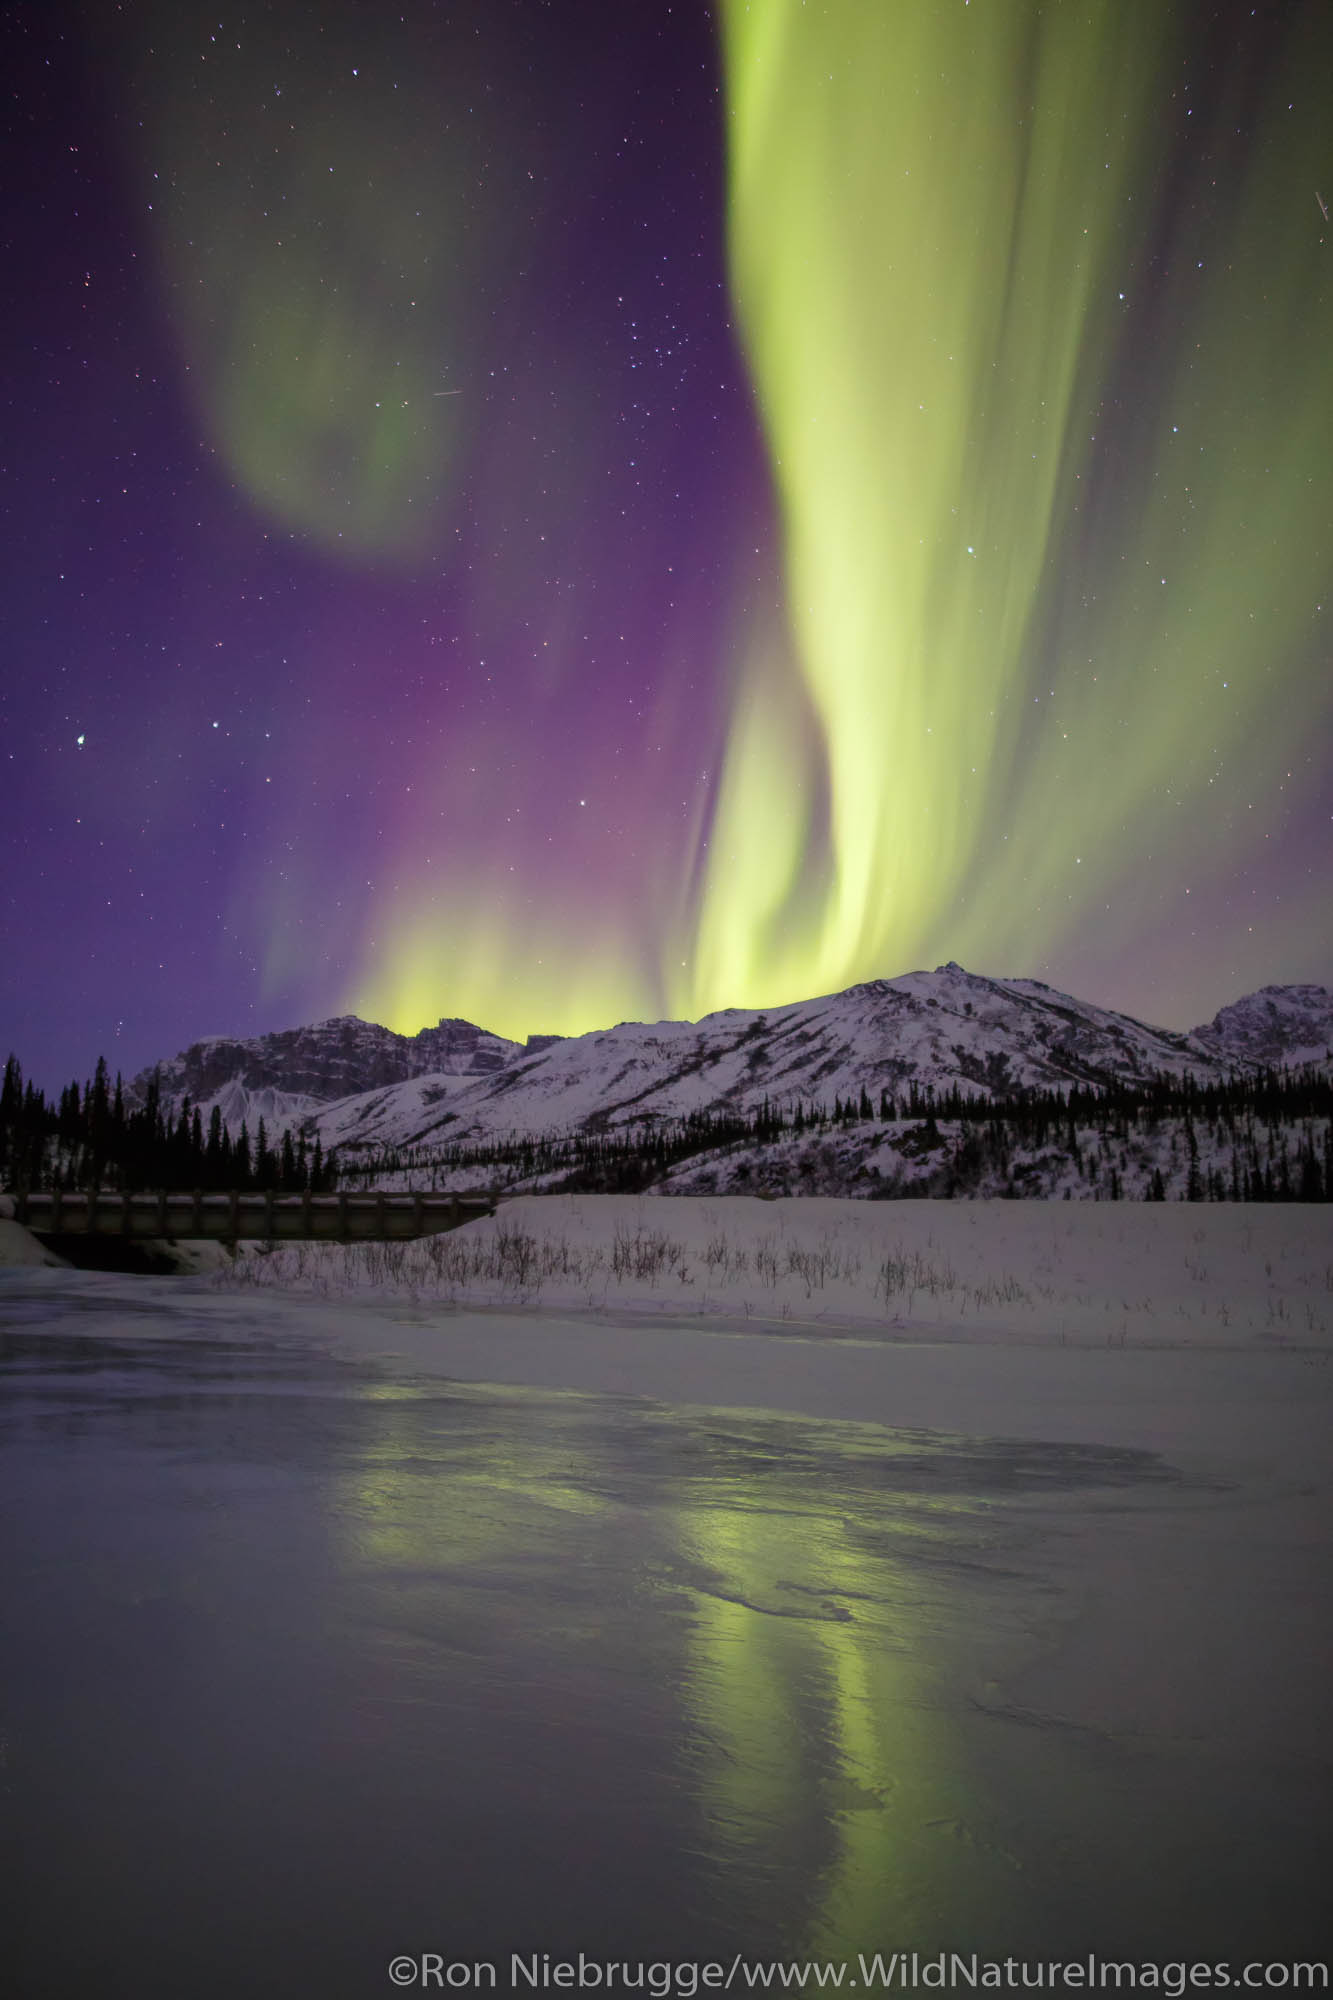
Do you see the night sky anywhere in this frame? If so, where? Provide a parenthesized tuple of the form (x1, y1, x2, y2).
(3, 0, 1330, 1094)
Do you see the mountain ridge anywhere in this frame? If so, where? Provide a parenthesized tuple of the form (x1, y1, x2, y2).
(129, 964, 1333, 1153)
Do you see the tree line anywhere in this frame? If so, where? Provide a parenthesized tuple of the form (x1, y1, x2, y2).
(4, 1049, 1330, 1201)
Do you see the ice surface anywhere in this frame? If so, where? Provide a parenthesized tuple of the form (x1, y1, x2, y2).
(2, 1200, 1331, 1992)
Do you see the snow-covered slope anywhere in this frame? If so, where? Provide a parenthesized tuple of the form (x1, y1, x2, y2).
(192, 1078, 325, 1138)
(307, 963, 1317, 1154)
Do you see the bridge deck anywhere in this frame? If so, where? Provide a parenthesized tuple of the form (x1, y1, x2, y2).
(7, 1190, 496, 1244)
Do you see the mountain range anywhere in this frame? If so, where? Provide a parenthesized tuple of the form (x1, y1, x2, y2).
(129, 965, 1333, 1163)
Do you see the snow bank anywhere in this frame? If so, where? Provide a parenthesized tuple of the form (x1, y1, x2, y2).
(224, 1193, 1333, 1348)
(0, 1217, 66, 1267)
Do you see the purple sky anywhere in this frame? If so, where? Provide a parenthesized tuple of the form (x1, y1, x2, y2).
(3, 0, 1330, 1093)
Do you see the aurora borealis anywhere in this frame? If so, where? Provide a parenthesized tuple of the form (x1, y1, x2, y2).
(2, 0, 1330, 1089)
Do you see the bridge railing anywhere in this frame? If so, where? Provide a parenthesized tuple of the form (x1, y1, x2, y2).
(4, 1189, 497, 1243)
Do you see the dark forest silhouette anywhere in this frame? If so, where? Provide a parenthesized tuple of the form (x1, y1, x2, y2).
(0, 1056, 333, 1197)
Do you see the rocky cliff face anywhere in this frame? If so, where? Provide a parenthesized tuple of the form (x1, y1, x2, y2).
(129, 1013, 522, 1116)
(1192, 985, 1333, 1069)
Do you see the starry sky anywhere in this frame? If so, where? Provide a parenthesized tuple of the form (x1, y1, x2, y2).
(2, 0, 1330, 1093)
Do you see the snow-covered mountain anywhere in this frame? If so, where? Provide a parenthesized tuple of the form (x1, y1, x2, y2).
(307, 962, 1227, 1154)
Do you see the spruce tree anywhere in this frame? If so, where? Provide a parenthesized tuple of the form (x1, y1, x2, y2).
(85, 1057, 111, 1189)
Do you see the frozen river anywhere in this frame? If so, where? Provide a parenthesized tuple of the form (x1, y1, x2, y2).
(1, 1270, 1329, 1996)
